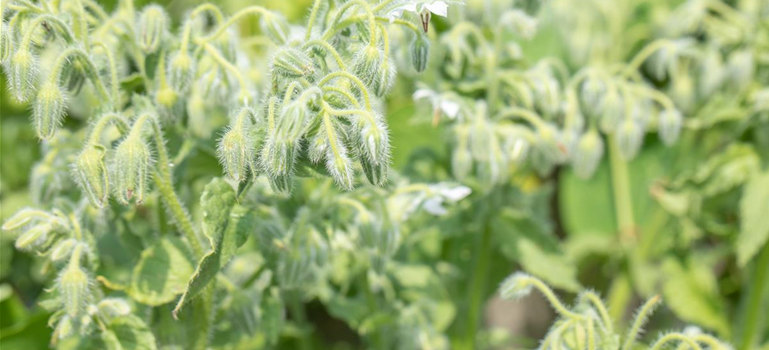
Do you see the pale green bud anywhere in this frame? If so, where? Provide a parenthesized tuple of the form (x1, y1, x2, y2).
(51, 239, 79, 262)
(73, 145, 109, 207)
(278, 249, 313, 290)
(137, 5, 168, 54)
(187, 86, 211, 138)
(14, 223, 51, 251)
(9, 49, 36, 102)
(33, 81, 67, 140)
(2, 208, 52, 231)
(580, 77, 606, 117)
(616, 118, 644, 160)
(353, 114, 390, 186)
(260, 12, 290, 45)
(502, 10, 538, 40)
(658, 109, 683, 146)
(670, 72, 694, 113)
(698, 47, 724, 97)
(499, 272, 534, 300)
(572, 129, 604, 179)
(262, 102, 308, 177)
(58, 257, 91, 318)
(268, 175, 293, 195)
(167, 51, 195, 94)
(0, 23, 12, 63)
(599, 91, 623, 133)
(113, 135, 152, 204)
(308, 130, 328, 165)
(504, 134, 530, 165)
(218, 125, 254, 183)
(532, 75, 561, 117)
(352, 45, 390, 97)
(271, 47, 316, 79)
(54, 316, 74, 340)
(411, 34, 430, 73)
(727, 50, 754, 91)
(324, 122, 354, 190)
(97, 298, 131, 319)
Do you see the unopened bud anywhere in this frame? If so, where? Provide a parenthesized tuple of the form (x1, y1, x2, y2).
(54, 316, 74, 340)
(33, 81, 67, 140)
(59, 246, 91, 318)
(353, 113, 390, 184)
(324, 124, 354, 190)
(73, 145, 109, 207)
(113, 135, 152, 204)
(97, 298, 131, 318)
(268, 175, 293, 194)
(352, 45, 389, 97)
(137, 5, 168, 54)
(14, 223, 51, 251)
(616, 118, 644, 160)
(51, 239, 78, 262)
(580, 77, 606, 117)
(155, 85, 178, 111)
(260, 12, 290, 45)
(271, 47, 316, 79)
(262, 102, 308, 177)
(727, 50, 754, 91)
(572, 129, 604, 179)
(0, 23, 12, 63)
(167, 51, 195, 94)
(9, 49, 36, 102)
(411, 34, 430, 73)
(499, 272, 534, 300)
(599, 91, 623, 133)
(218, 125, 253, 183)
(658, 109, 683, 146)
(503, 10, 538, 40)
(3, 208, 51, 231)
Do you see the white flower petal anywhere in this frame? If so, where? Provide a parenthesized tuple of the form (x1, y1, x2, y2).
(440, 100, 460, 118)
(440, 185, 471, 202)
(424, 1, 449, 17)
(413, 88, 436, 101)
(423, 196, 448, 215)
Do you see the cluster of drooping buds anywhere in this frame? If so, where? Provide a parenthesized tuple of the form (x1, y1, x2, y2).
(499, 272, 731, 350)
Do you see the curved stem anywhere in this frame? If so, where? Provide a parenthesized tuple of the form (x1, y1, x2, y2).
(622, 39, 674, 77)
(322, 86, 361, 108)
(578, 291, 614, 333)
(49, 47, 112, 105)
(496, 107, 547, 129)
(202, 43, 249, 102)
(649, 333, 703, 350)
(19, 15, 75, 50)
(318, 71, 373, 111)
(322, 0, 378, 44)
(302, 40, 347, 70)
(92, 42, 120, 105)
(190, 3, 224, 24)
(197, 6, 271, 44)
(87, 112, 129, 144)
(304, 0, 323, 41)
(621, 295, 661, 350)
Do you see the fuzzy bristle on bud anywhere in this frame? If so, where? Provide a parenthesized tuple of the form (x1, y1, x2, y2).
(58, 247, 91, 318)
(137, 5, 168, 54)
(33, 81, 67, 140)
(616, 118, 644, 160)
(353, 113, 390, 186)
(113, 135, 152, 204)
(167, 51, 195, 94)
(658, 109, 683, 146)
(14, 223, 51, 251)
(260, 12, 290, 45)
(352, 45, 393, 97)
(271, 47, 316, 79)
(218, 125, 253, 183)
(323, 116, 354, 190)
(97, 298, 131, 319)
(2, 208, 51, 231)
(572, 129, 604, 179)
(9, 49, 36, 102)
(499, 272, 534, 300)
(262, 102, 309, 177)
(73, 145, 109, 207)
(411, 34, 430, 73)
(51, 239, 78, 262)
(0, 23, 12, 64)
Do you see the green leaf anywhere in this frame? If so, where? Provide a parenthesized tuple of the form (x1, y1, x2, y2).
(661, 258, 730, 337)
(174, 178, 253, 316)
(691, 143, 760, 197)
(129, 237, 194, 306)
(101, 315, 158, 350)
(517, 239, 580, 292)
(737, 171, 769, 266)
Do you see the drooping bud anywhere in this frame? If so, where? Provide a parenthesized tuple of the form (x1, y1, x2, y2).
(599, 90, 623, 133)
(0, 23, 12, 63)
(167, 50, 195, 94)
(54, 316, 74, 340)
(323, 118, 354, 190)
(727, 50, 754, 92)
(97, 298, 131, 319)
(14, 223, 51, 251)
(218, 125, 254, 182)
(58, 246, 91, 318)
(2, 208, 52, 231)
(51, 239, 78, 262)
(658, 109, 683, 146)
(137, 5, 168, 54)
(580, 77, 606, 117)
(113, 135, 152, 204)
(410, 34, 430, 73)
(572, 129, 604, 179)
(271, 47, 316, 79)
(262, 102, 309, 177)
(499, 272, 534, 300)
(260, 12, 290, 45)
(33, 80, 67, 140)
(268, 175, 293, 195)
(73, 145, 109, 207)
(353, 113, 390, 186)
(9, 49, 36, 102)
(352, 45, 390, 97)
(616, 118, 644, 160)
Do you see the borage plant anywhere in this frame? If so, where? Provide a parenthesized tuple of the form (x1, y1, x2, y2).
(1, 0, 467, 348)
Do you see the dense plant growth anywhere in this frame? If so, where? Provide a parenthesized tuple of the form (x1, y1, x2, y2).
(0, 0, 767, 349)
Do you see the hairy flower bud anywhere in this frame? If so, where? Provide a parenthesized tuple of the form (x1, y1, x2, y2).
(54, 316, 74, 340)
(353, 114, 390, 186)
(137, 5, 167, 54)
(658, 109, 683, 146)
(616, 118, 644, 160)
(271, 47, 316, 79)
(411, 34, 430, 73)
(580, 77, 606, 117)
(600, 91, 623, 133)
(499, 272, 534, 300)
(168, 51, 195, 94)
(262, 102, 308, 177)
(353, 45, 391, 97)
(58, 247, 91, 318)
(2, 208, 51, 231)
(260, 12, 290, 45)
(9, 49, 36, 102)
(14, 223, 51, 251)
(97, 298, 131, 319)
(0, 23, 12, 64)
(51, 239, 78, 262)
(323, 118, 354, 190)
(73, 145, 109, 207)
(113, 135, 152, 204)
(269, 175, 293, 195)
(218, 124, 254, 182)
(727, 50, 753, 91)
(572, 129, 604, 179)
(33, 81, 67, 140)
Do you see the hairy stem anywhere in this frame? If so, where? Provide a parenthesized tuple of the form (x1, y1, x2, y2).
(738, 242, 769, 350)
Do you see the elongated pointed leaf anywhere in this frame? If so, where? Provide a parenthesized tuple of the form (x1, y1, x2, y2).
(129, 237, 195, 306)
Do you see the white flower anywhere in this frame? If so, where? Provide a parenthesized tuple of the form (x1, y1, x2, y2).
(387, 1, 464, 31)
(414, 88, 461, 120)
(420, 183, 472, 216)
(388, 182, 472, 221)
